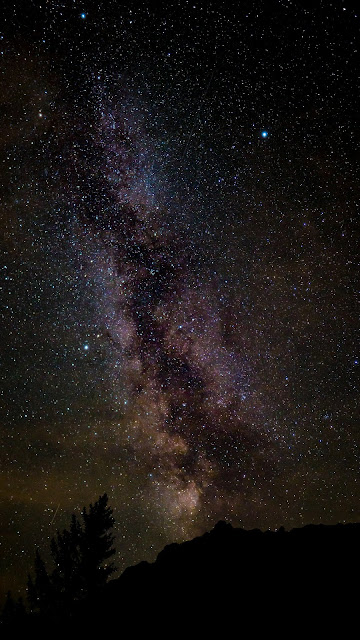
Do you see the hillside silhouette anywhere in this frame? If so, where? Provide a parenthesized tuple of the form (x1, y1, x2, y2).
(2, 518, 358, 634)
(103, 520, 358, 633)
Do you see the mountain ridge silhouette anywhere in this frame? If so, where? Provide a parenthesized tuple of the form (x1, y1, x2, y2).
(99, 520, 358, 633)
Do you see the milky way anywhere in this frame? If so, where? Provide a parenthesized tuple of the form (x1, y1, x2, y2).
(0, 1, 359, 601)
(62, 87, 275, 528)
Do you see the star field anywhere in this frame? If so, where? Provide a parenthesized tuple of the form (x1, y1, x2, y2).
(0, 1, 359, 601)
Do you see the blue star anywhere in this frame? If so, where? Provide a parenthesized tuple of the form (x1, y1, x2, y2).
(261, 130, 268, 138)
(80, 12, 86, 19)
(83, 344, 89, 351)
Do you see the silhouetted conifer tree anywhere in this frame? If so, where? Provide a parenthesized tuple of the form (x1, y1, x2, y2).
(80, 493, 116, 595)
(27, 493, 116, 615)
(50, 513, 83, 608)
(27, 549, 54, 614)
(1, 591, 27, 628)
(1, 591, 16, 624)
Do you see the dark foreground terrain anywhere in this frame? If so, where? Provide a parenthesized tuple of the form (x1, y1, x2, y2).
(2, 521, 359, 634)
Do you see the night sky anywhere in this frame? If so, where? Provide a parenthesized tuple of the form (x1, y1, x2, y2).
(1, 1, 359, 601)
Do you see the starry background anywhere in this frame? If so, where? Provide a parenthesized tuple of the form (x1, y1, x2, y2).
(0, 0, 359, 602)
